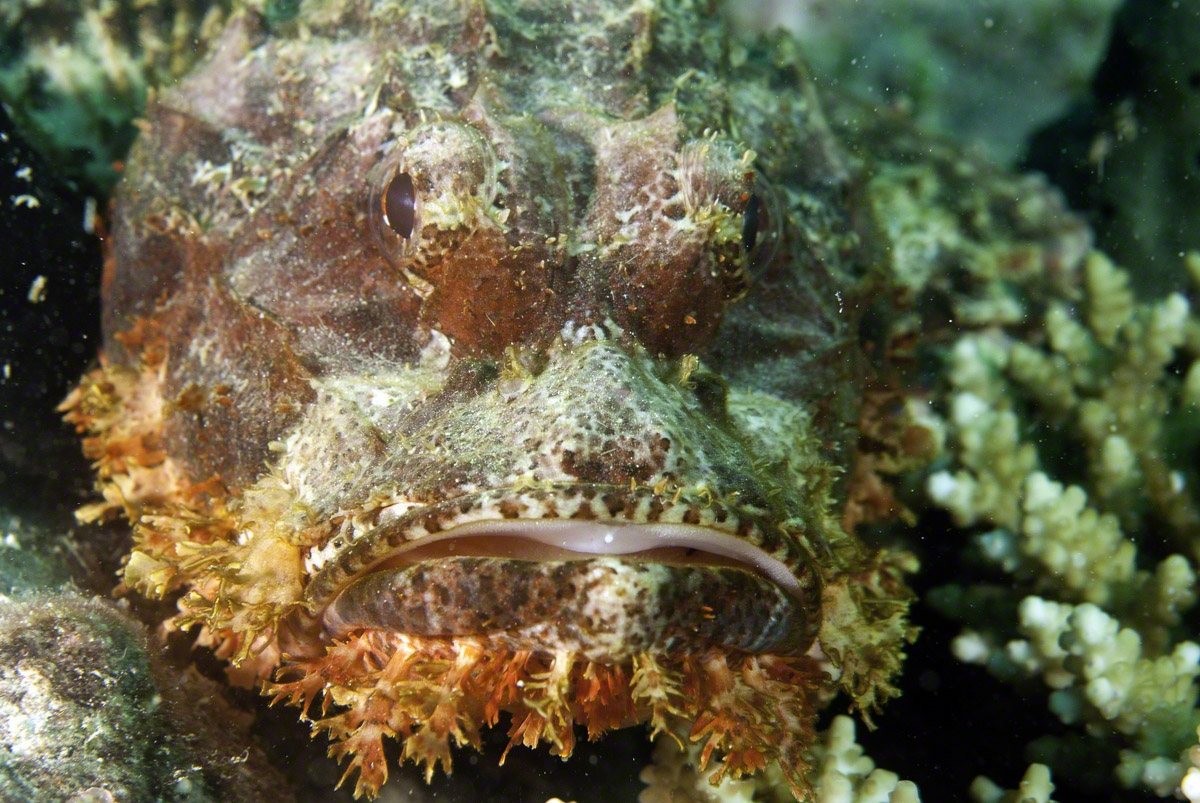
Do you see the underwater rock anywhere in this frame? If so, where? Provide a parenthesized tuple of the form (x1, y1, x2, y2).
(0, 509, 78, 596)
(0, 592, 287, 803)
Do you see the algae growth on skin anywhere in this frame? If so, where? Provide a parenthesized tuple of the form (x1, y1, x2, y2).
(2, 1, 1199, 801)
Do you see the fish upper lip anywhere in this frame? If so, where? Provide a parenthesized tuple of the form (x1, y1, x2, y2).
(326, 517, 804, 593)
(300, 481, 819, 615)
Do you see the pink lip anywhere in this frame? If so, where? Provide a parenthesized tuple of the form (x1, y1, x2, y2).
(354, 517, 805, 598)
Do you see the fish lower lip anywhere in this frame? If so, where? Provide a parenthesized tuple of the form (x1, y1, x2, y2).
(322, 555, 815, 660)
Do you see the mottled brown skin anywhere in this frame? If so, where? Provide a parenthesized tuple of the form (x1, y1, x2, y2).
(65, 0, 920, 799)
(327, 557, 810, 656)
(104, 1, 858, 479)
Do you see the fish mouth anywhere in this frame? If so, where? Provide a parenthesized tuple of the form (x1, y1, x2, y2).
(294, 483, 822, 661)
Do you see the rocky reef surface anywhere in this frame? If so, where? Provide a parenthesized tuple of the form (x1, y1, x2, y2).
(0, 586, 288, 803)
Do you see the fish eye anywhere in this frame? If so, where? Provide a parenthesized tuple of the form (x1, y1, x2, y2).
(383, 171, 416, 239)
(677, 138, 781, 290)
(366, 121, 498, 275)
(743, 176, 782, 277)
(368, 154, 424, 269)
(742, 193, 761, 253)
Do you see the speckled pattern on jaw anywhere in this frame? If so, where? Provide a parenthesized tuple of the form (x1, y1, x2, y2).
(301, 482, 824, 614)
(324, 556, 811, 660)
(289, 482, 828, 664)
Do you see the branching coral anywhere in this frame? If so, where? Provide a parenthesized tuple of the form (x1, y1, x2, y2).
(986, 597, 1200, 785)
(970, 763, 1058, 803)
(639, 714, 920, 803)
(920, 251, 1200, 798)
